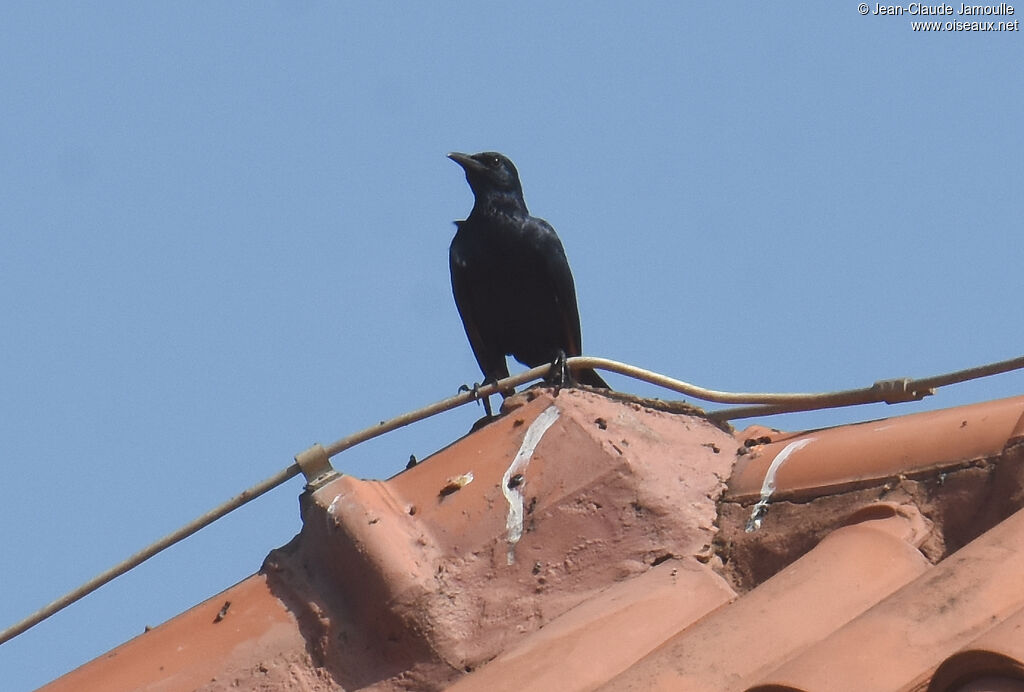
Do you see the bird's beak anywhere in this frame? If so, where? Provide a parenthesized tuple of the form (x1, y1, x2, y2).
(447, 152, 480, 172)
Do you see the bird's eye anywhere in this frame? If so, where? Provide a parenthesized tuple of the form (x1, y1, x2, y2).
(490, 156, 501, 167)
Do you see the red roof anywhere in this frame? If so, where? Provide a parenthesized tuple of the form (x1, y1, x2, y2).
(40, 388, 1024, 691)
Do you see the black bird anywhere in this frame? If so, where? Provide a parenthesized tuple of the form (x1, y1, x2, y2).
(448, 151, 608, 413)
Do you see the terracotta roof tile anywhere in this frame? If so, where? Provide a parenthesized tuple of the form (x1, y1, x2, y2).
(444, 558, 734, 692)
(38, 575, 318, 692)
(718, 396, 1024, 591)
(728, 395, 1024, 500)
(257, 389, 735, 688)
(927, 606, 1024, 692)
(39, 388, 1024, 691)
(600, 511, 931, 691)
(744, 504, 1024, 692)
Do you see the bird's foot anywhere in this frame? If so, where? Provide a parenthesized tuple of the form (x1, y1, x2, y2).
(459, 381, 494, 418)
(545, 350, 573, 395)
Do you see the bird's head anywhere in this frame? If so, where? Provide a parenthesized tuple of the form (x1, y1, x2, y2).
(448, 151, 523, 198)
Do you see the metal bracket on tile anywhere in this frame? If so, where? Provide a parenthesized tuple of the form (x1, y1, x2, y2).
(295, 443, 339, 489)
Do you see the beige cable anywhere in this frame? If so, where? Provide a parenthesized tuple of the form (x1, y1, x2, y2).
(3, 352, 1022, 646)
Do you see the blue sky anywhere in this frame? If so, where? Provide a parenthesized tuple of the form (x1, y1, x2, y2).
(1, 3, 1020, 689)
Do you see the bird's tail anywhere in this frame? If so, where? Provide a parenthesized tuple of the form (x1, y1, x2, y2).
(575, 367, 610, 390)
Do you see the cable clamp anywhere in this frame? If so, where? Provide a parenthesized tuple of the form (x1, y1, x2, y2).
(295, 443, 339, 488)
(871, 378, 933, 404)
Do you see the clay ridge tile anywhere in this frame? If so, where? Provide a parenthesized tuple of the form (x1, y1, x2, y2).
(729, 395, 1024, 501)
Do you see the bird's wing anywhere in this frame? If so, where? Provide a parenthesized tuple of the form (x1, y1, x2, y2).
(527, 218, 609, 388)
(449, 238, 510, 382)
(527, 218, 584, 357)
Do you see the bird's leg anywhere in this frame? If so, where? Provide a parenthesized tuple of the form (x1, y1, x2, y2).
(479, 385, 494, 417)
(546, 350, 572, 394)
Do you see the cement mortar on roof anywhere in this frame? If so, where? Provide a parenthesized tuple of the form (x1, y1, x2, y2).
(718, 442, 1024, 591)
(262, 388, 735, 689)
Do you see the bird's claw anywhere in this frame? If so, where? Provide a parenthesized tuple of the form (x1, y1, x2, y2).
(460, 381, 494, 417)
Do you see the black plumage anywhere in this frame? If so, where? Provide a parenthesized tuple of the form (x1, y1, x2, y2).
(448, 151, 608, 410)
